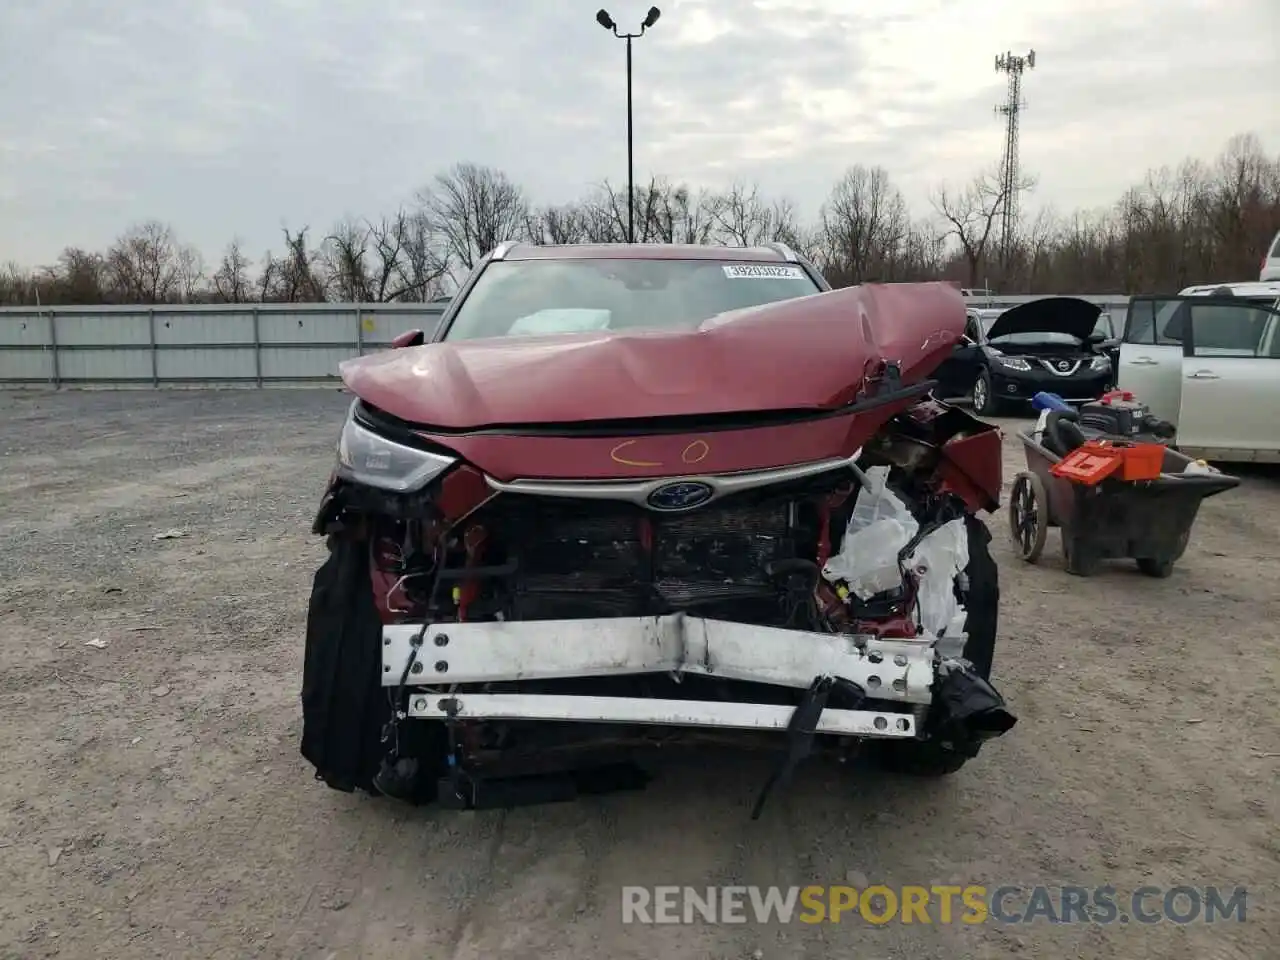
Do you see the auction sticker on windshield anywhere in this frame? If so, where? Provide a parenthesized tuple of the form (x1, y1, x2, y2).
(722, 264, 807, 280)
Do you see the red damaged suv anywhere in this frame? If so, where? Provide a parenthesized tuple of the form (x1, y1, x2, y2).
(301, 242, 1015, 816)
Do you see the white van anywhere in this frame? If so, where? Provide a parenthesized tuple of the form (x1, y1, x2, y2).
(1117, 281, 1280, 462)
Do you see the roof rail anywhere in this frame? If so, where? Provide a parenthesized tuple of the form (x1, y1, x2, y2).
(762, 241, 800, 262)
(491, 240, 521, 261)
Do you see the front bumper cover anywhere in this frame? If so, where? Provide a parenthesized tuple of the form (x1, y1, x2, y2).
(383, 614, 944, 741)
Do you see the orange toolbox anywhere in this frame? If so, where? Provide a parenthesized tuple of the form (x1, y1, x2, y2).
(1050, 439, 1166, 485)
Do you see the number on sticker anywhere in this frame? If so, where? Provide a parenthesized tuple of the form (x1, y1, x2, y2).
(722, 264, 806, 280)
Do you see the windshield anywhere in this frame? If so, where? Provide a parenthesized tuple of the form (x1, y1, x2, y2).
(440, 258, 822, 341)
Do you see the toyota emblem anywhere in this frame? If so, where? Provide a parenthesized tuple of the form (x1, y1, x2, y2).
(646, 480, 715, 512)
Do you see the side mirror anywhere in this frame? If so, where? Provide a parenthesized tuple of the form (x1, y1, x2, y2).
(391, 328, 425, 349)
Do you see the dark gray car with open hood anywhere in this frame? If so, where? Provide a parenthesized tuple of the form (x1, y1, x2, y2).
(933, 296, 1120, 415)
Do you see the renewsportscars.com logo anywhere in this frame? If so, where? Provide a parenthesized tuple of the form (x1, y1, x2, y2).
(621, 885, 1248, 925)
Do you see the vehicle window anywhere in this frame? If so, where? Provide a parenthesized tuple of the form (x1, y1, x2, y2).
(1124, 299, 1188, 346)
(963, 316, 982, 341)
(441, 259, 821, 341)
(1091, 312, 1115, 338)
(1124, 300, 1154, 343)
(1188, 302, 1275, 357)
(1264, 318, 1280, 359)
(1270, 234, 1280, 258)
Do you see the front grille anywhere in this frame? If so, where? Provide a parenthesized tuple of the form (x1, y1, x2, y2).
(466, 493, 797, 620)
(1037, 358, 1083, 376)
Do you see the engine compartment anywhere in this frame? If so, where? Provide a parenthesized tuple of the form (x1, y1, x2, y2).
(373, 475, 846, 629)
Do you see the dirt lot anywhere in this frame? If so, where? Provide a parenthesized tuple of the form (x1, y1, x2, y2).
(0, 389, 1276, 960)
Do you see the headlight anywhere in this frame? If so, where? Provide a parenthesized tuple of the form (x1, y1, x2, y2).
(993, 355, 1032, 372)
(335, 400, 457, 493)
(1089, 356, 1110, 371)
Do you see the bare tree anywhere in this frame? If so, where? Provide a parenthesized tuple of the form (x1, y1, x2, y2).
(764, 197, 803, 249)
(1205, 133, 1276, 277)
(576, 186, 629, 242)
(370, 211, 449, 301)
(261, 227, 327, 302)
(0, 262, 34, 305)
(47, 248, 108, 304)
(525, 203, 591, 245)
(709, 182, 767, 246)
(324, 218, 372, 302)
(392, 210, 451, 301)
(324, 213, 451, 302)
(176, 246, 205, 301)
(930, 169, 1011, 289)
(589, 177, 717, 245)
(418, 163, 529, 271)
(212, 240, 253, 303)
(1016, 205, 1060, 292)
(651, 183, 715, 244)
(816, 165, 913, 286)
(104, 221, 186, 303)
(706, 182, 801, 247)
(896, 224, 948, 282)
(596, 179, 641, 242)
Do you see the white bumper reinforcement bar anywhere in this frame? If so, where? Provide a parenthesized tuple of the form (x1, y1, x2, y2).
(406, 692, 917, 738)
(382, 614, 938, 705)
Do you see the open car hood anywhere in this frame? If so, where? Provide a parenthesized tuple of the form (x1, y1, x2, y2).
(339, 282, 966, 429)
(984, 297, 1102, 342)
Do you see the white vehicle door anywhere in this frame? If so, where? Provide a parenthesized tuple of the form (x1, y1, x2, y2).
(1175, 298, 1280, 462)
(1118, 296, 1187, 425)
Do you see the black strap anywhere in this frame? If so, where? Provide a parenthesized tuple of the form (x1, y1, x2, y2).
(751, 676, 864, 820)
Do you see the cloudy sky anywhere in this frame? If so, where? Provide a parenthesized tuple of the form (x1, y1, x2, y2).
(1, 0, 1276, 267)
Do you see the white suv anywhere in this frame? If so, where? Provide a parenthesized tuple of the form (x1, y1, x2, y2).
(1262, 230, 1280, 282)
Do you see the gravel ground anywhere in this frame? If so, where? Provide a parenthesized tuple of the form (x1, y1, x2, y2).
(0, 389, 1277, 960)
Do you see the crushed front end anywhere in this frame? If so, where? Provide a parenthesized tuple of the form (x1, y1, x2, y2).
(302, 393, 1017, 816)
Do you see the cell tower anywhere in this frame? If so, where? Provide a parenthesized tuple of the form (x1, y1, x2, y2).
(994, 49, 1035, 259)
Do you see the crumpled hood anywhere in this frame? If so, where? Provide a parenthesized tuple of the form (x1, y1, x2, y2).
(985, 297, 1103, 342)
(340, 282, 967, 429)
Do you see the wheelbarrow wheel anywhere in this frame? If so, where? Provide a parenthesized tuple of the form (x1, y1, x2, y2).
(1008, 471, 1048, 562)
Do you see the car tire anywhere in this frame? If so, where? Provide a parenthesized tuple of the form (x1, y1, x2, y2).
(873, 741, 971, 777)
(1136, 557, 1176, 578)
(870, 515, 998, 777)
(971, 370, 1001, 416)
(370, 719, 450, 805)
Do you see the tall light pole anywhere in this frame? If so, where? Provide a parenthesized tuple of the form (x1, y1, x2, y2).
(595, 6, 661, 244)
